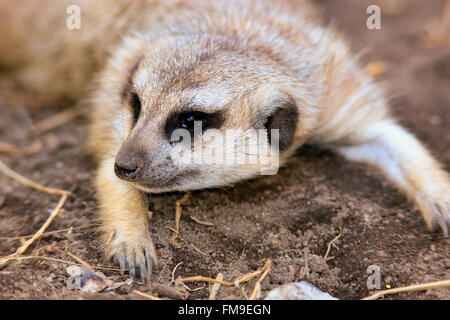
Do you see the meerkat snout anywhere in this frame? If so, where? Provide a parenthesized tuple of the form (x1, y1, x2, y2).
(114, 140, 146, 182)
(114, 159, 139, 181)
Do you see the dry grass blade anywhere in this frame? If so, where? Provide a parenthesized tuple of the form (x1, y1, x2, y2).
(362, 279, 450, 300)
(176, 275, 233, 287)
(171, 262, 183, 283)
(66, 250, 93, 269)
(29, 104, 86, 136)
(323, 229, 342, 260)
(169, 191, 191, 248)
(208, 273, 223, 300)
(0, 193, 69, 268)
(249, 259, 272, 300)
(0, 161, 72, 268)
(236, 269, 263, 285)
(249, 282, 261, 300)
(240, 286, 250, 300)
(1, 255, 122, 271)
(0, 224, 97, 241)
(190, 215, 214, 227)
(0, 159, 71, 196)
(132, 289, 162, 300)
(0, 142, 23, 157)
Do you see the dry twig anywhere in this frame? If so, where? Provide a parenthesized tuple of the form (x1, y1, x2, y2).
(0, 160, 71, 196)
(169, 191, 191, 248)
(132, 289, 162, 300)
(208, 273, 224, 300)
(249, 259, 272, 300)
(175, 275, 233, 287)
(0, 142, 23, 157)
(362, 279, 450, 300)
(66, 250, 93, 270)
(0, 224, 97, 241)
(190, 215, 214, 227)
(323, 229, 342, 260)
(0, 193, 69, 268)
(236, 269, 263, 285)
(0, 255, 122, 271)
(29, 104, 86, 136)
(171, 262, 183, 283)
(0, 160, 71, 269)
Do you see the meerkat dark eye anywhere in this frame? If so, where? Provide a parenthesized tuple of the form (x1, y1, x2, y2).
(129, 92, 141, 125)
(165, 110, 223, 141)
(177, 111, 209, 132)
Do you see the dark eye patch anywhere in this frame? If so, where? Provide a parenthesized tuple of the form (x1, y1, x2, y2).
(165, 110, 223, 140)
(264, 98, 298, 151)
(129, 92, 142, 125)
(177, 111, 208, 132)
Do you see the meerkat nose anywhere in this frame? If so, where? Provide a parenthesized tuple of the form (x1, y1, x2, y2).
(114, 161, 139, 181)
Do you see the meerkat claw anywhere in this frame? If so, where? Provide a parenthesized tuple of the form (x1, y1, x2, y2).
(129, 257, 136, 281)
(144, 249, 155, 281)
(115, 247, 127, 276)
(435, 214, 449, 238)
(111, 241, 158, 283)
(135, 252, 149, 284)
(131, 248, 157, 283)
(424, 201, 449, 237)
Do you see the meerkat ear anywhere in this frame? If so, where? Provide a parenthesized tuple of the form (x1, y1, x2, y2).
(264, 94, 299, 151)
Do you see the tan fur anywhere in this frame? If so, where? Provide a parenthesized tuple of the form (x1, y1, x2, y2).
(1, 0, 448, 281)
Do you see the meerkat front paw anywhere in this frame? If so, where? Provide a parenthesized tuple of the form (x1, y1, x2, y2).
(417, 194, 450, 237)
(95, 158, 158, 283)
(105, 229, 158, 283)
(412, 169, 450, 237)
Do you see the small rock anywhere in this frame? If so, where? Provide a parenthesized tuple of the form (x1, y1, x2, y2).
(66, 265, 115, 293)
(265, 282, 338, 300)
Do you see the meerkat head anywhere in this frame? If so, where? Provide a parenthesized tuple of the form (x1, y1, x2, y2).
(104, 34, 316, 193)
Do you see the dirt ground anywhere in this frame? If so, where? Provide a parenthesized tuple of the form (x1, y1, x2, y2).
(0, 0, 449, 300)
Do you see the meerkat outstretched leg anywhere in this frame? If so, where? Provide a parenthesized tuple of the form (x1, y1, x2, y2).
(325, 118, 450, 235)
(95, 157, 158, 282)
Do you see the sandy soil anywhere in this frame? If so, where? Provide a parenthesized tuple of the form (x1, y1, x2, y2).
(0, 0, 449, 300)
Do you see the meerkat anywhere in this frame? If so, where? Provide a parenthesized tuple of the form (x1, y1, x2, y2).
(0, 0, 448, 283)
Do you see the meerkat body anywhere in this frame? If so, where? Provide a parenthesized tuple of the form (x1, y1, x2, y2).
(0, 0, 448, 282)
